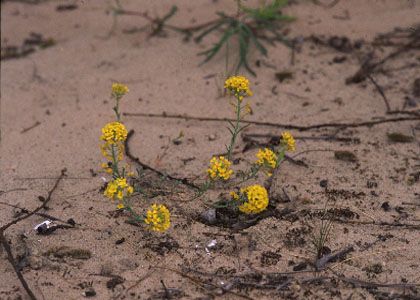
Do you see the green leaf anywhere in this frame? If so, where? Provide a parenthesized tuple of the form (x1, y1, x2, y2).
(195, 19, 226, 43)
(241, 23, 267, 56)
(198, 27, 236, 64)
(161, 5, 178, 23)
(237, 28, 256, 76)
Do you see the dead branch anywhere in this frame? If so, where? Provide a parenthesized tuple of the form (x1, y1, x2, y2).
(315, 245, 354, 270)
(346, 38, 420, 84)
(124, 130, 200, 190)
(367, 74, 391, 112)
(123, 112, 420, 131)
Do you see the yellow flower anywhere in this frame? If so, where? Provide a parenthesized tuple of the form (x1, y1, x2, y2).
(103, 177, 134, 201)
(112, 83, 129, 97)
(101, 122, 128, 145)
(237, 185, 269, 214)
(281, 131, 296, 152)
(207, 156, 233, 180)
(224, 75, 252, 101)
(104, 180, 118, 199)
(101, 162, 113, 174)
(230, 191, 239, 201)
(117, 203, 125, 209)
(145, 204, 171, 232)
(256, 148, 277, 169)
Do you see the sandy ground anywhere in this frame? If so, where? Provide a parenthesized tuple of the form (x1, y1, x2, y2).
(1, 0, 419, 299)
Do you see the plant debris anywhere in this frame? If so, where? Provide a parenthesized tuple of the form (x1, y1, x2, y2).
(334, 150, 358, 163)
(44, 246, 92, 260)
(387, 132, 414, 143)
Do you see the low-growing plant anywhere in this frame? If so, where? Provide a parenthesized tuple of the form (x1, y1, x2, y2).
(112, 0, 295, 76)
(310, 202, 335, 259)
(197, 0, 295, 75)
(100, 83, 171, 232)
(199, 75, 296, 214)
(100, 76, 296, 231)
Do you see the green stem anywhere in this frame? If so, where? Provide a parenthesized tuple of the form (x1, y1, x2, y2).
(124, 203, 144, 223)
(226, 96, 242, 161)
(189, 180, 213, 201)
(113, 98, 121, 121)
(110, 144, 121, 178)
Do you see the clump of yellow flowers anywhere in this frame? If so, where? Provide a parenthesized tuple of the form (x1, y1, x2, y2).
(101, 83, 170, 232)
(281, 131, 296, 152)
(207, 156, 233, 181)
(104, 177, 134, 209)
(145, 204, 171, 232)
(230, 184, 269, 214)
(224, 75, 253, 101)
(101, 122, 128, 144)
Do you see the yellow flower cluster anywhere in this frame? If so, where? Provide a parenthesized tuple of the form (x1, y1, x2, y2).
(101, 122, 128, 145)
(256, 148, 277, 169)
(233, 184, 269, 214)
(207, 156, 233, 180)
(145, 204, 171, 232)
(281, 131, 296, 152)
(104, 177, 134, 207)
(112, 83, 129, 97)
(224, 75, 253, 101)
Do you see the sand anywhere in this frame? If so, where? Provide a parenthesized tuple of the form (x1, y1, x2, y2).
(1, 0, 419, 299)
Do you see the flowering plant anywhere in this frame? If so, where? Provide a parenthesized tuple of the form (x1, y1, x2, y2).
(100, 83, 170, 232)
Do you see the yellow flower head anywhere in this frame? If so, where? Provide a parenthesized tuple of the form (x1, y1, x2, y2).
(101, 162, 113, 174)
(207, 156, 234, 181)
(224, 75, 252, 101)
(236, 184, 269, 214)
(112, 83, 129, 98)
(281, 131, 296, 152)
(145, 204, 171, 232)
(230, 191, 240, 201)
(101, 122, 128, 144)
(104, 177, 134, 201)
(256, 148, 278, 169)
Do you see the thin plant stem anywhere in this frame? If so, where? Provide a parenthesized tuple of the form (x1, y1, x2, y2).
(227, 97, 242, 160)
(113, 97, 121, 121)
(111, 144, 121, 178)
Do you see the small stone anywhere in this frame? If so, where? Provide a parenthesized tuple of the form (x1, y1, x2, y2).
(200, 209, 217, 225)
(319, 179, 328, 188)
(381, 201, 391, 212)
(208, 134, 216, 141)
(83, 287, 96, 297)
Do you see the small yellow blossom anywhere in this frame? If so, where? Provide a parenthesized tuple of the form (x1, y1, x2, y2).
(236, 185, 269, 214)
(256, 148, 277, 169)
(224, 75, 252, 101)
(101, 122, 128, 145)
(230, 191, 239, 201)
(117, 203, 125, 209)
(145, 204, 171, 232)
(281, 131, 296, 152)
(104, 177, 134, 201)
(207, 156, 234, 180)
(112, 83, 129, 97)
(245, 103, 252, 115)
(101, 162, 113, 174)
